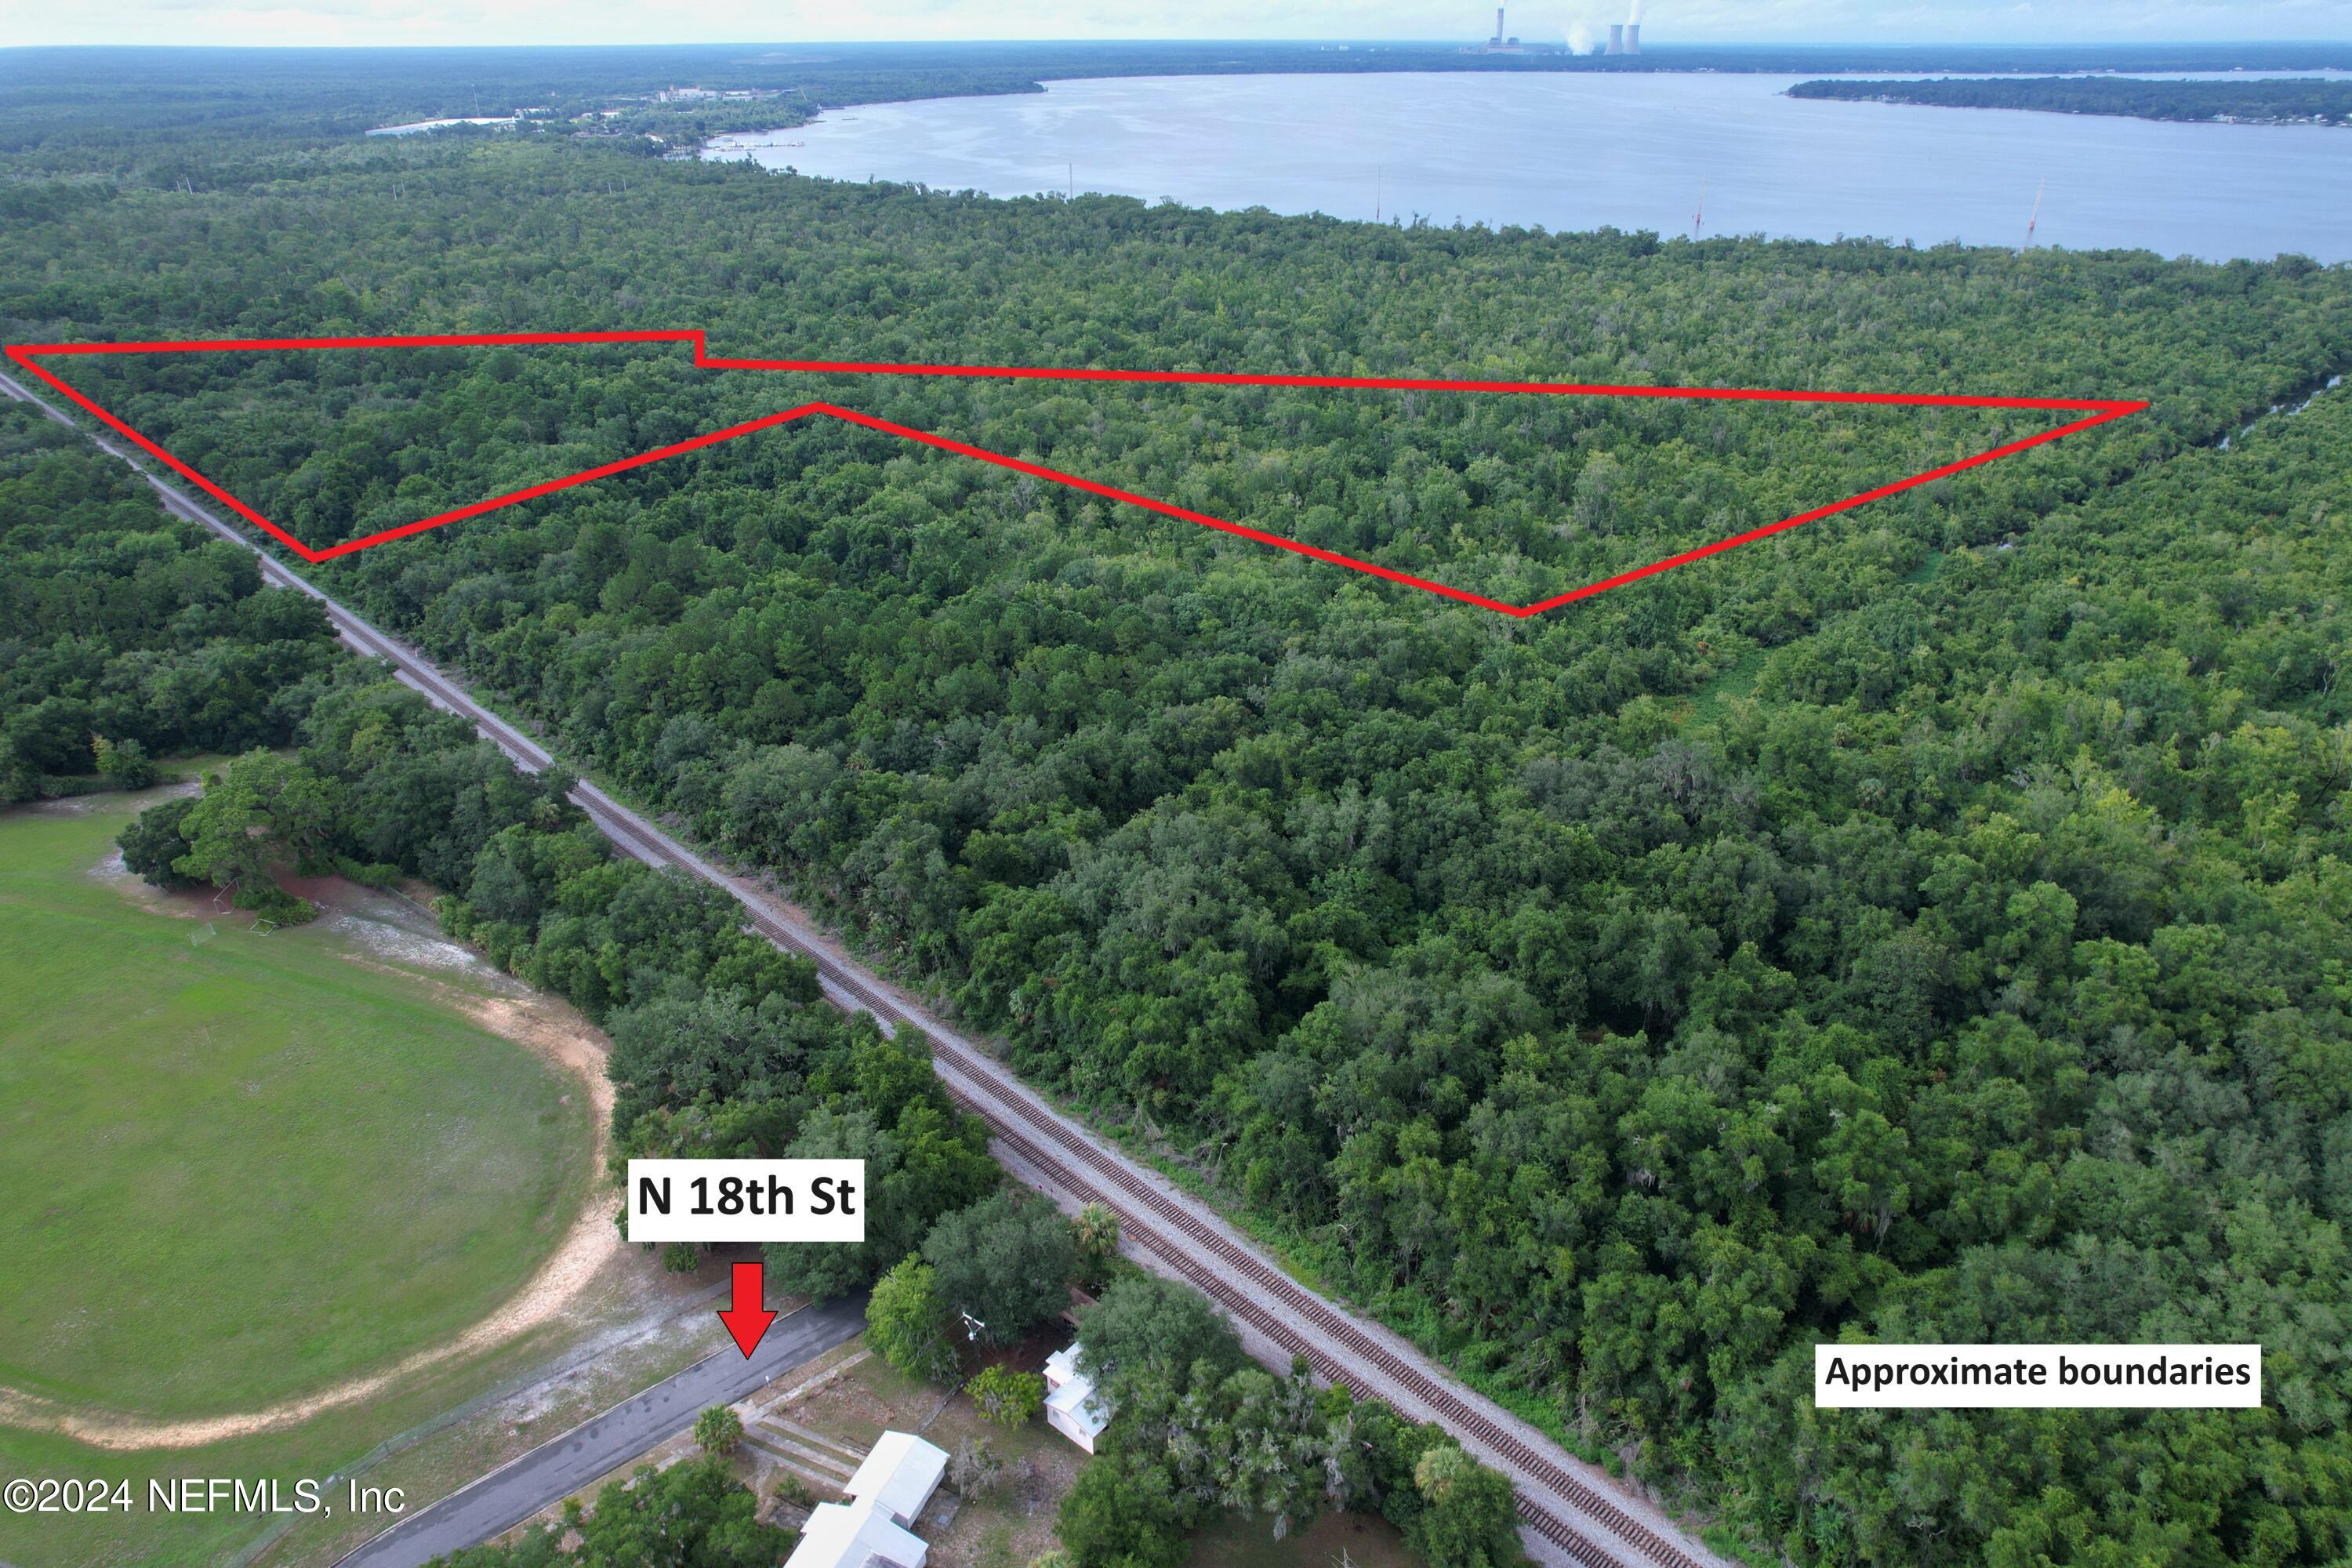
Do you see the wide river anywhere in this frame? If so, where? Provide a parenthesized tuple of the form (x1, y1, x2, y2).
(709, 71, 2352, 263)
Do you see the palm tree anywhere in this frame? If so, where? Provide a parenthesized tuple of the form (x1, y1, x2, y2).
(1073, 1202, 1122, 1287)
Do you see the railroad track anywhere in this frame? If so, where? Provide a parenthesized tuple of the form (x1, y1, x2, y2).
(941, 1086, 1699, 1568)
(2, 364, 1720, 1568)
(602, 815, 1704, 1568)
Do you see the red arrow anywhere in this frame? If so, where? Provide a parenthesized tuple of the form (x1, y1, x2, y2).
(718, 1261, 776, 1358)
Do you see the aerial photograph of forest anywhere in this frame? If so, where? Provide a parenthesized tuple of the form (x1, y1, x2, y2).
(2, 6, 2349, 1568)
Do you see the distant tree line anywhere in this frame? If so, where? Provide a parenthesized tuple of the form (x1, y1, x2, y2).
(1792, 75, 2352, 126)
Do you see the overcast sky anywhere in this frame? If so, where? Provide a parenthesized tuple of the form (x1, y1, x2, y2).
(5, 0, 2348, 50)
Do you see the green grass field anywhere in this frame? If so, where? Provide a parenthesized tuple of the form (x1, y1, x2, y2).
(0, 793, 588, 1420)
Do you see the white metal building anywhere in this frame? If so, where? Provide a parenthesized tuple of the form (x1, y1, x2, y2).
(844, 1430, 948, 1526)
(782, 1429, 948, 1568)
(783, 1499, 928, 1568)
(1043, 1345, 1110, 1453)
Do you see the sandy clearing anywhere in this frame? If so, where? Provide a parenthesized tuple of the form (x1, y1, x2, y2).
(0, 867, 625, 1452)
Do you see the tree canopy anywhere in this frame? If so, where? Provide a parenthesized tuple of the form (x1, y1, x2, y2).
(923, 1189, 1080, 1348)
(425, 1456, 787, 1567)
(1076, 1275, 1250, 1404)
(9, 53, 2351, 1565)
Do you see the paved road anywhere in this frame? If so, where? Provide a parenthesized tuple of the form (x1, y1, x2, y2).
(2, 364, 1725, 1568)
(334, 1295, 866, 1568)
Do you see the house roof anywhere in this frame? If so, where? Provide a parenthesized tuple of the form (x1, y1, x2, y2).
(1046, 1376, 1109, 1432)
(783, 1499, 927, 1568)
(844, 1429, 949, 1526)
(1043, 1348, 1109, 1438)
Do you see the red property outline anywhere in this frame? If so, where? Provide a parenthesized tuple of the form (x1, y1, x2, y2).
(3, 329, 2147, 618)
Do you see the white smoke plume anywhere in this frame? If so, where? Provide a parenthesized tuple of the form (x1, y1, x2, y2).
(1627, 0, 1645, 22)
(1566, 20, 1597, 53)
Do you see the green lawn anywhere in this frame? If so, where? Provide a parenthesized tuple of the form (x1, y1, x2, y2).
(0, 793, 588, 1419)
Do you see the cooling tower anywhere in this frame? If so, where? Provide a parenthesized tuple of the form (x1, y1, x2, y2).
(1626, 23, 1640, 52)
(1607, 24, 1624, 53)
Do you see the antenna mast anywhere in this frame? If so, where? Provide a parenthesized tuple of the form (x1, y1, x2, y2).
(2022, 179, 2045, 254)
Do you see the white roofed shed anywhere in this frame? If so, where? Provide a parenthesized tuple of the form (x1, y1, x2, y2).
(781, 1429, 948, 1568)
(844, 1429, 948, 1526)
(1043, 1344, 1110, 1453)
(782, 1499, 927, 1568)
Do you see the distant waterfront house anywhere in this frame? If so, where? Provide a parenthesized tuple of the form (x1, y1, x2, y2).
(1043, 1344, 1111, 1452)
(782, 1429, 948, 1568)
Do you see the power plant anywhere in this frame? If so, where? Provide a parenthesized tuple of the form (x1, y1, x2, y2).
(1482, 6, 1523, 51)
(1604, 2, 1643, 53)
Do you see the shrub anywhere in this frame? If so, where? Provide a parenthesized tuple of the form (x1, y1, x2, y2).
(868, 1255, 962, 1384)
(93, 735, 157, 789)
(693, 1403, 744, 1456)
(118, 795, 199, 887)
(966, 1364, 1046, 1427)
(949, 1435, 1005, 1502)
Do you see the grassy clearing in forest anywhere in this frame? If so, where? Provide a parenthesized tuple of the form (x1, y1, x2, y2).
(0, 791, 586, 1420)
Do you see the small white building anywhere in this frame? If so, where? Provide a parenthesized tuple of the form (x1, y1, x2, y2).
(783, 1430, 947, 1568)
(785, 1499, 927, 1568)
(845, 1430, 948, 1526)
(1043, 1345, 1111, 1453)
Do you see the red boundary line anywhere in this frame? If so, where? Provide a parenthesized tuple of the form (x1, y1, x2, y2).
(3, 329, 2146, 618)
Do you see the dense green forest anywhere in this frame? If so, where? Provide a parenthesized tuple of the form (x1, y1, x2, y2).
(1, 395, 1000, 1323)
(6, 53, 2352, 1568)
(0, 405, 341, 799)
(0, 389, 991, 1149)
(1791, 76, 2352, 126)
(3, 393, 1532, 1568)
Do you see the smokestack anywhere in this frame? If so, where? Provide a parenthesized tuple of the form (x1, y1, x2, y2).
(1626, 23, 1639, 52)
(1607, 23, 1623, 53)
(1495, 6, 1504, 42)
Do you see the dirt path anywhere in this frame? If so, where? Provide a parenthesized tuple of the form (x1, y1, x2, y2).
(0, 878, 624, 1452)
